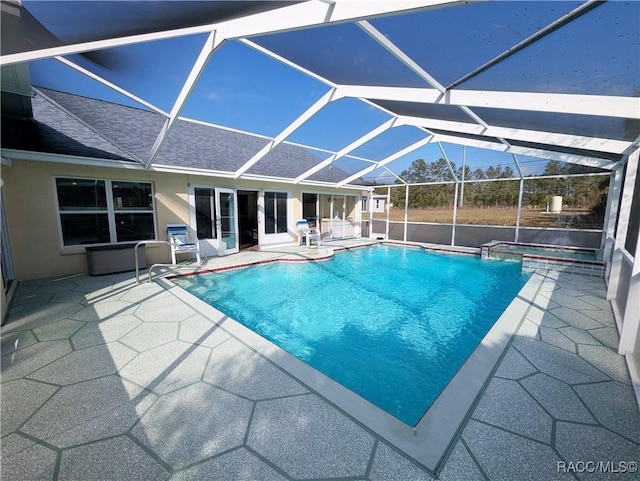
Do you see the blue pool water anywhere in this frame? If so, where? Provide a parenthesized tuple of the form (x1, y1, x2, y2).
(174, 245, 529, 425)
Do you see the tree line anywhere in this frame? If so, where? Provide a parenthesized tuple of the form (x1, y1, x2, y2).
(376, 158, 608, 212)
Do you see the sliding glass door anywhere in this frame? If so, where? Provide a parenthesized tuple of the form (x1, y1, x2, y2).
(302, 193, 319, 229)
(317, 193, 359, 239)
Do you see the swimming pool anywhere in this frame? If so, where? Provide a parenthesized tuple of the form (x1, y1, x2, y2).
(174, 245, 529, 426)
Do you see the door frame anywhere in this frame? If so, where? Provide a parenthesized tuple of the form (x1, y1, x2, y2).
(258, 188, 294, 247)
(237, 189, 259, 249)
(188, 184, 240, 257)
(215, 187, 239, 256)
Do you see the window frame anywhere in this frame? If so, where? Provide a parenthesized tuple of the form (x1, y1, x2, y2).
(193, 187, 218, 240)
(264, 190, 289, 235)
(54, 176, 157, 248)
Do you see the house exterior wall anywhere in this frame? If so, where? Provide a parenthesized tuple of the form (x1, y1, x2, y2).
(1, 158, 362, 281)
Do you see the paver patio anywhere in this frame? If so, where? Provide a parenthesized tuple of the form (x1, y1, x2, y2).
(1, 244, 639, 480)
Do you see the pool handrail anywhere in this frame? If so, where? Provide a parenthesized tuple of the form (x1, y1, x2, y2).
(134, 240, 208, 283)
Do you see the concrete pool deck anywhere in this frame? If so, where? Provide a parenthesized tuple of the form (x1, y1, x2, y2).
(2, 240, 639, 480)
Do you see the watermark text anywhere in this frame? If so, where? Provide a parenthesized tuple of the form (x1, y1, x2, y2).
(557, 461, 637, 474)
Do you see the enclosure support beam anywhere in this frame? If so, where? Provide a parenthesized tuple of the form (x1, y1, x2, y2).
(437, 143, 459, 181)
(619, 248, 640, 358)
(446, 0, 604, 90)
(357, 20, 445, 94)
(336, 135, 432, 187)
(236, 88, 339, 178)
(339, 85, 639, 120)
(357, 20, 492, 130)
(404, 184, 410, 242)
(440, 142, 460, 247)
(451, 182, 459, 247)
(430, 133, 617, 170)
(602, 168, 623, 266)
(513, 154, 525, 243)
(515, 179, 524, 243)
(2, 0, 465, 66)
(386, 187, 391, 240)
(146, 30, 222, 169)
(512, 154, 524, 179)
(55, 57, 168, 117)
(302, 117, 398, 185)
(400, 115, 630, 155)
(607, 148, 638, 305)
(459, 146, 466, 207)
(367, 188, 374, 239)
(616, 147, 640, 355)
(382, 166, 409, 186)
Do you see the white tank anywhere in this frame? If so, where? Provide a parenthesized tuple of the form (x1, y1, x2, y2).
(551, 196, 563, 213)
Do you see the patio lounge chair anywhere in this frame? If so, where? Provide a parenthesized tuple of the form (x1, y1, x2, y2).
(167, 224, 201, 264)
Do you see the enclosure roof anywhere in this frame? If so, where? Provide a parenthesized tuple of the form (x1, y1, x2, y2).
(1, 0, 639, 186)
(3, 87, 357, 185)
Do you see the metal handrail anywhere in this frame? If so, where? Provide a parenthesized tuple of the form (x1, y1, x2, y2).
(134, 240, 208, 283)
(135, 240, 170, 283)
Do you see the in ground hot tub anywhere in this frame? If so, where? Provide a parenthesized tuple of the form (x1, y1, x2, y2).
(481, 241, 605, 277)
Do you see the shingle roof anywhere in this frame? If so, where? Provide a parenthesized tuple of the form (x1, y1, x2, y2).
(155, 119, 270, 172)
(2, 91, 134, 161)
(18, 88, 361, 184)
(38, 88, 164, 162)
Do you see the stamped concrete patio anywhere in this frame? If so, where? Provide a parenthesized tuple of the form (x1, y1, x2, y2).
(2, 243, 639, 480)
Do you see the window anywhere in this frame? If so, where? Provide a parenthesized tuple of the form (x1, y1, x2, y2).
(112, 181, 154, 242)
(195, 188, 217, 239)
(302, 193, 318, 228)
(265, 191, 288, 234)
(55, 177, 155, 246)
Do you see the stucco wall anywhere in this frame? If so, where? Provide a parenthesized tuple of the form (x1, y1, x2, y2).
(1, 159, 362, 280)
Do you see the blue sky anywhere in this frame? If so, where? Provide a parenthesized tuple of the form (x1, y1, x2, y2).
(26, 0, 637, 183)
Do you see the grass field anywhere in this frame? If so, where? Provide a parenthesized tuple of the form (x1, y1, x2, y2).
(377, 207, 604, 229)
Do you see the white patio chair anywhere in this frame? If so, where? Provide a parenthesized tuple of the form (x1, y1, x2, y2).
(167, 224, 201, 264)
(296, 219, 321, 247)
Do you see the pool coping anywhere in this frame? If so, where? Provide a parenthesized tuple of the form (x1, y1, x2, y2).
(159, 245, 543, 474)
